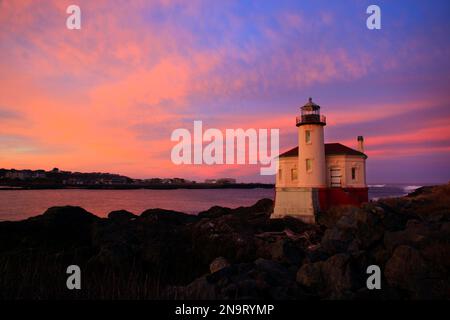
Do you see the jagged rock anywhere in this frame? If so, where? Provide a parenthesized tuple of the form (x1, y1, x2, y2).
(384, 220, 431, 252)
(210, 257, 230, 273)
(198, 206, 232, 219)
(375, 200, 411, 231)
(170, 259, 300, 300)
(296, 261, 323, 290)
(40, 205, 98, 221)
(440, 222, 450, 235)
(255, 233, 304, 266)
(297, 252, 368, 299)
(140, 208, 199, 225)
(241, 198, 274, 217)
(108, 210, 137, 222)
(321, 226, 354, 254)
(2, 206, 99, 251)
(321, 207, 384, 256)
(384, 245, 428, 298)
(385, 241, 450, 299)
(321, 254, 356, 298)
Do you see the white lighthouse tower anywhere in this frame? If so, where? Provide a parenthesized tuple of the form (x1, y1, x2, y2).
(272, 97, 369, 224)
(297, 98, 327, 188)
(271, 98, 327, 223)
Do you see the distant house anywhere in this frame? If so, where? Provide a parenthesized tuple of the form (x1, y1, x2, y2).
(32, 170, 46, 179)
(216, 178, 237, 184)
(272, 98, 368, 224)
(205, 178, 237, 184)
(5, 170, 32, 180)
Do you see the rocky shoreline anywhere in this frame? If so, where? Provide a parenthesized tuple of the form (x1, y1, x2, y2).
(0, 184, 449, 300)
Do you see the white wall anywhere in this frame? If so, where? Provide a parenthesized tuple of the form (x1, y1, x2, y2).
(276, 157, 298, 188)
(272, 187, 317, 223)
(297, 124, 327, 187)
(326, 155, 366, 188)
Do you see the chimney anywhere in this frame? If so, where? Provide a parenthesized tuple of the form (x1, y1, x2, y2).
(357, 136, 364, 153)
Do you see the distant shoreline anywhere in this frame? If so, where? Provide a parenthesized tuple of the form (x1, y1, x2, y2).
(0, 183, 275, 190)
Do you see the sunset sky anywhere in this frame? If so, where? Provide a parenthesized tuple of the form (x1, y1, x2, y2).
(0, 0, 449, 183)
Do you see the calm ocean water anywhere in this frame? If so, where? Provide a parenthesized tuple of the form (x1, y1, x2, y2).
(0, 184, 430, 221)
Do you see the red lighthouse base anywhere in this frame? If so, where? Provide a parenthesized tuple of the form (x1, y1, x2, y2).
(271, 186, 369, 224)
(318, 187, 369, 211)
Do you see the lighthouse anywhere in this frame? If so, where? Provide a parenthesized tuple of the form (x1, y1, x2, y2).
(272, 98, 368, 223)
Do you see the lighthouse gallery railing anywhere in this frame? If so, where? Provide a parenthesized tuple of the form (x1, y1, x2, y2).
(296, 114, 326, 125)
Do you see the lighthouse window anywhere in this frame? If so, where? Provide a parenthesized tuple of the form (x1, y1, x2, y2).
(291, 168, 298, 181)
(352, 167, 357, 180)
(278, 169, 282, 181)
(305, 130, 311, 144)
(306, 159, 312, 173)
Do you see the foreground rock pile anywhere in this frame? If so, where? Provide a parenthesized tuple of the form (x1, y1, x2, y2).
(0, 184, 449, 299)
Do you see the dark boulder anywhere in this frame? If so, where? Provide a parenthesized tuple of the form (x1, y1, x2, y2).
(210, 257, 230, 273)
(140, 208, 199, 225)
(169, 259, 300, 300)
(297, 252, 369, 299)
(296, 261, 323, 291)
(198, 206, 232, 219)
(383, 219, 431, 252)
(384, 245, 429, 298)
(321, 207, 384, 256)
(3, 206, 99, 251)
(255, 233, 305, 266)
(108, 210, 137, 222)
